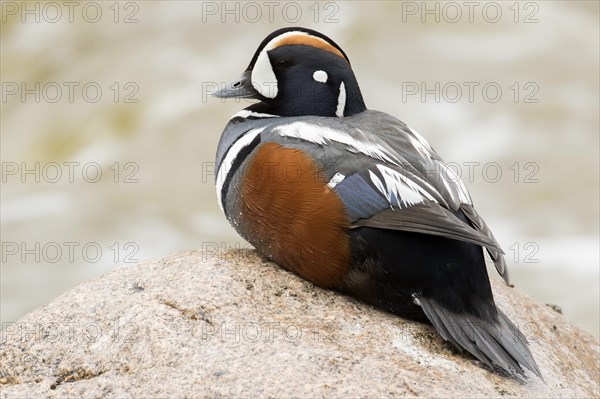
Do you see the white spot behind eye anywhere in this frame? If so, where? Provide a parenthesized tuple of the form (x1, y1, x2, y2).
(313, 70, 328, 83)
(336, 81, 346, 117)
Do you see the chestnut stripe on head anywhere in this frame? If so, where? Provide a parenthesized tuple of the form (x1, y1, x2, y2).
(272, 33, 348, 63)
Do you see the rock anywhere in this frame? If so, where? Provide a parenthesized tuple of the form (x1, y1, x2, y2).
(1, 249, 598, 398)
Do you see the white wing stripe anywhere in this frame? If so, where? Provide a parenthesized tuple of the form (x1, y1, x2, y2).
(327, 172, 345, 188)
(408, 134, 432, 158)
(369, 165, 437, 208)
(368, 170, 393, 207)
(436, 161, 472, 205)
(276, 121, 400, 165)
(409, 127, 434, 152)
(232, 110, 279, 119)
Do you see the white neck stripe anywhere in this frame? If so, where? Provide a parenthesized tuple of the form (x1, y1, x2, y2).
(216, 127, 265, 212)
(336, 81, 346, 117)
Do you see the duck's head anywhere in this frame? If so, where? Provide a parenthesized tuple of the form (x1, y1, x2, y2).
(212, 27, 366, 117)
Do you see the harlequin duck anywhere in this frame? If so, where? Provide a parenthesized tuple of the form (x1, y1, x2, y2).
(212, 27, 541, 378)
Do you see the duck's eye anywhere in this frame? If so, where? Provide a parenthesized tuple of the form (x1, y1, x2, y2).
(275, 59, 291, 70)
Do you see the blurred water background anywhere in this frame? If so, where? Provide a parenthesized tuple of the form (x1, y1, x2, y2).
(1, 1, 598, 337)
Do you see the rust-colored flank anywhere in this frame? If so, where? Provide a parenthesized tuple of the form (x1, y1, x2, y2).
(239, 143, 351, 287)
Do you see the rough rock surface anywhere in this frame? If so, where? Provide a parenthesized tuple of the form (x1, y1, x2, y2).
(1, 249, 598, 398)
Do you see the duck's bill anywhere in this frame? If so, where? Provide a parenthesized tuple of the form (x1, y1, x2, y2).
(210, 70, 259, 99)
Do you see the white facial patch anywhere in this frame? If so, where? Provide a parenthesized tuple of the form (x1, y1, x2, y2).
(252, 50, 279, 99)
(313, 70, 328, 83)
(336, 81, 346, 117)
(251, 30, 311, 99)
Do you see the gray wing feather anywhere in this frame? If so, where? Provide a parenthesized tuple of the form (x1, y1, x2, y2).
(460, 203, 509, 284)
(351, 203, 502, 253)
(234, 113, 510, 281)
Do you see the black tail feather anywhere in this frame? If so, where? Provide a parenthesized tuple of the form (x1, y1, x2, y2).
(418, 295, 542, 379)
(496, 309, 543, 378)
